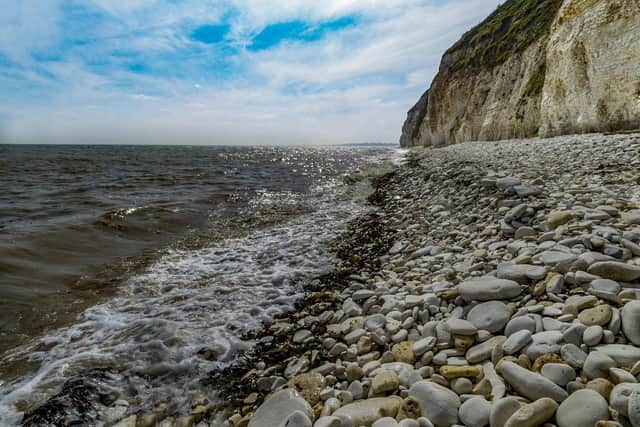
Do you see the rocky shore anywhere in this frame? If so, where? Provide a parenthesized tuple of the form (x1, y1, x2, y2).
(213, 132, 640, 427)
(35, 132, 640, 427)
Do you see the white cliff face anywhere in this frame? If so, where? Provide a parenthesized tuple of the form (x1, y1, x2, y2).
(417, 37, 547, 147)
(540, 0, 640, 137)
(401, 0, 640, 148)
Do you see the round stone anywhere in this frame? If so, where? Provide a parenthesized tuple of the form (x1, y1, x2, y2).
(490, 397, 521, 427)
(333, 397, 403, 427)
(289, 372, 326, 405)
(583, 352, 616, 379)
(409, 380, 460, 427)
(561, 343, 587, 368)
(628, 391, 640, 427)
(583, 325, 604, 347)
(450, 377, 473, 394)
(445, 318, 478, 335)
(504, 315, 536, 336)
(588, 261, 640, 282)
(412, 336, 436, 356)
(523, 331, 563, 360)
(610, 383, 640, 417)
(457, 277, 522, 301)
(467, 301, 511, 333)
(497, 264, 547, 283)
(578, 305, 612, 326)
(499, 361, 568, 402)
(372, 370, 400, 394)
(366, 314, 387, 331)
(248, 389, 314, 427)
(504, 397, 557, 427)
(540, 363, 576, 387)
(594, 344, 640, 367)
(503, 329, 532, 355)
(346, 363, 364, 382)
(589, 279, 621, 294)
(458, 397, 490, 427)
(392, 341, 415, 364)
(547, 210, 574, 227)
(556, 389, 609, 427)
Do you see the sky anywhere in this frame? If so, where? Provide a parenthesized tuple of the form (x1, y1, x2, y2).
(0, 0, 502, 145)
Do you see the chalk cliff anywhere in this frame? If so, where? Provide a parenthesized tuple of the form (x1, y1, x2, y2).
(401, 0, 640, 147)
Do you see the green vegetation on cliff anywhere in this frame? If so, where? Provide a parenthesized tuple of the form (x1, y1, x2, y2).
(447, 0, 564, 72)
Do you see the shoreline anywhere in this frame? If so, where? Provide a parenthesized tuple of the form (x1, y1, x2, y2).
(20, 132, 640, 426)
(15, 152, 400, 427)
(215, 132, 640, 427)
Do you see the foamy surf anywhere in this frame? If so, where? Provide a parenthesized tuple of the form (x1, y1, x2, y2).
(0, 149, 399, 425)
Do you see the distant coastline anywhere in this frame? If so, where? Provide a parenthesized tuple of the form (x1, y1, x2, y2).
(339, 142, 400, 147)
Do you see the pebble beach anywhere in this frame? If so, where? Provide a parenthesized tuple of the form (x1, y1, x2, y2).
(219, 132, 640, 427)
(34, 132, 640, 427)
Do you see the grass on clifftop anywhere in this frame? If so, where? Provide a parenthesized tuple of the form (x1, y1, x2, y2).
(447, 0, 564, 72)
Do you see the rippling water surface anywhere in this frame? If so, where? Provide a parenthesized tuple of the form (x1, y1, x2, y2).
(0, 144, 398, 424)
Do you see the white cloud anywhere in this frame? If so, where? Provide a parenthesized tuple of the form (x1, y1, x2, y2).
(2, 0, 503, 144)
(0, 0, 63, 63)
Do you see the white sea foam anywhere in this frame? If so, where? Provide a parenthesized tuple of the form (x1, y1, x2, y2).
(0, 149, 400, 425)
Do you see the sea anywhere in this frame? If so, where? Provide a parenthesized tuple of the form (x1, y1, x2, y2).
(0, 144, 400, 425)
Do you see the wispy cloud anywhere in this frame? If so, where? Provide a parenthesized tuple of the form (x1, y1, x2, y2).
(0, 0, 502, 144)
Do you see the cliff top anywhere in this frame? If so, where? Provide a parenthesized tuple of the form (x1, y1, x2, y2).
(446, 0, 564, 72)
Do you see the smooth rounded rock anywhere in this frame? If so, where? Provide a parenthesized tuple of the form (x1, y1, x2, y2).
(333, 397, 403, 427)
(583, 352, 616, 379)
(578, 305, 612, 327)
(504, 397, 557, 427)
(489, 397, 521, 427)
(504, 316, 536, 337)
(556, 389, 609, 427)
(444, 318, 478, 335)
(409, 381, 460, 427)
(466, 336, 507, 364)
(450, 377, 473, 394)
(523, 331, 563, 360)
(502, 330, 532, 355)
(289, 372, 326, 405)
(467, 301, 510, 333)
(392, 341, 415, 364)
(413, 337, 436, 356)
(561, 343, 587, 368)
(590, 279, 621, 294)
(588, 262, 640, 282)
(593, 344, 640, 367)
(535, 251, 577, 270)
(458, 397, 490, 427)
(583, 325, 604, 347)
(610, 383, 640, 417)
(548, 210, 574, 227)
(499, 361, 568, 402)
(540, 363, 576, 386)
(366, 314, 387, 331)
(497, 264, 547, 283)
(249, 389, 314, 427)
(372, 370, 400, 395)
(457, 278, 522, 301)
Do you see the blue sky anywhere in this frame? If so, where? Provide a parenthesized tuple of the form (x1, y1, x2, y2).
(0, 0, 502, 144)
